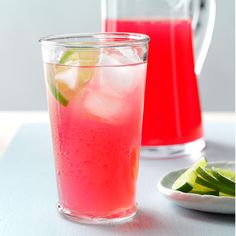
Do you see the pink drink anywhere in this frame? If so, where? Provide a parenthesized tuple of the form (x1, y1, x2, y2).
(45, 60, 147, 219)
(105, 19, 203, 146)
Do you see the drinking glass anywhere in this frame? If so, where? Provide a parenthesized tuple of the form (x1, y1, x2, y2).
(40, 33, 149, 224)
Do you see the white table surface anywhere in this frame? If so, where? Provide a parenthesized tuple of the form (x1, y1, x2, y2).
(0, 112, 235, 236)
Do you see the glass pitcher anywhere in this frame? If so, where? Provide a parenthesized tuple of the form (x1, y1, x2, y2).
(102, 0, 216, 158)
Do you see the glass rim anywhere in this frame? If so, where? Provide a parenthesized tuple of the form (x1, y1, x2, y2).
(39, 32, 150, 48)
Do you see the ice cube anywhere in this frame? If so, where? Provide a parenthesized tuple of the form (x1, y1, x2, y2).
(118, 48, 140, 64)
(55, 67, 78, 90)
(102, 66, 137, 96)
(100, 59, 138, 97)
(97, 48, 142, 97)
(83, 89, 126, 123)
(99, 48, 140, 66)
(99, 52, 122, 66)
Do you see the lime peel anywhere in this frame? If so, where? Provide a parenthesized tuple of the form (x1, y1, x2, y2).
(211, 167, 235, 190)
(196, 170, 235, 196)
(190, 190, 219, 196)
(172, 157, 207, 192)
(48, 80, 68, 106)
(172, 157, 235, 197)
(58, 48, 100, 89)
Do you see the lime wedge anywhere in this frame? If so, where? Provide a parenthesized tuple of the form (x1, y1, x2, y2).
(59, 50, 78, 64)
(219, 192, 235, 197)
(59, 48, 100, 86)
(213, 168, 235, 181)
(192, 183, 216, 192)
(172, 168, 196, 192)
(196, 167, 220, 186)
(45, 64, 69, 106)
(195, 176, 218, 190)
(45, 47, 100, 106)
(48, 80, 68, 106)
(211, 167, 235, 189)
(60, 48, 100, 65)
(190, 190, 219, 196)
(196, 171, 235, 196)
(172, 157, 207, 192)
(191, 182, 219, 196)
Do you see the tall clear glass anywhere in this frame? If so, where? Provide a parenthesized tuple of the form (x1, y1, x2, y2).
(102, 0, 216, 158)
(40, 33, 149, 224)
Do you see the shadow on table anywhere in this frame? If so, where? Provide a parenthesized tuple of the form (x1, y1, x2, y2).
(174, 205, 235, 225)
(90, 209, 160, 234)
(204, 140, 235, 161)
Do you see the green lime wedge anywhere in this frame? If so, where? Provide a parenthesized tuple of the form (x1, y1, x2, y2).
(192, 183, 215, 192)
(195, 176, 219, 190)
(196, 173, 235, 196)
(190, 190, 219, 196)
(211, 167, 235, 189)
(191, 182, 219, 196)
(172, 157, 207, 192)
(196, 166, 235, 195)
(219, 192, 235, 197)
(59, 48, 100, 87)
(45, 64, 69, 106)
(59, 50, 77, 64)
(212, 168, 235, 181)
(48, 80, 68, 106)
(196, 167, 220, 186)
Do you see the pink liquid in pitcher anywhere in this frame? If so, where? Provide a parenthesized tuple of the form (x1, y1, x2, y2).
(105, 19, 203, 146)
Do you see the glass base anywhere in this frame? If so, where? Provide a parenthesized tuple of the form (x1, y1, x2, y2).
(141, 138, 206, 159)
(57, 204, 137, 224)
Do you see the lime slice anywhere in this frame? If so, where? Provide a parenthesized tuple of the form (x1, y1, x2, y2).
(192, 183, 216, 192)
(48, 80, 68, 106)
(196, 172, 235, 196)
(219, 192, 235, 197)
(195, 176, 218, 190)
(172, 168, 196, 192)
(211, 167, 235, 189)
(190, 190, 219, 196)
(191, 183, 219, 196)
(196, 167, 220, 186)
(60, 48, 100, 65)
(172, 157, 207, 192)
(59, 48, 100, 86)
(212, 168, 235, 181)
(45, 64, 69, 106)
(46, 48, 100, 106)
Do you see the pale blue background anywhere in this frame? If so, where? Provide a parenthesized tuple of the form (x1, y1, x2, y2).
(0, 0, 234, 111)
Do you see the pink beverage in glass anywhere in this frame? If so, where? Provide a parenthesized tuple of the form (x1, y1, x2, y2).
(41, 33, 149, 223)
(105, 19, 203, 146)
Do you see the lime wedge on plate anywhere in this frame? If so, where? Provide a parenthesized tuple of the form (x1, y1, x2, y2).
(195, 176, 219, 191)
(172, 157, 207, 192)
(196, 167, 220, 186)
(211, 167, 235, 189)
(196, 167, 235, 196)
(190, 190, 219, 196)
(191, 183, 219, 196)
(216, 168, 235, 182)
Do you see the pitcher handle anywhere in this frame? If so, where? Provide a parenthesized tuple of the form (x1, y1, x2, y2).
(191, 0, 216, 75)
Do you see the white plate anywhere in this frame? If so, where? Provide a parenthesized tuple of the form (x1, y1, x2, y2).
(158, 161, 235, 214)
